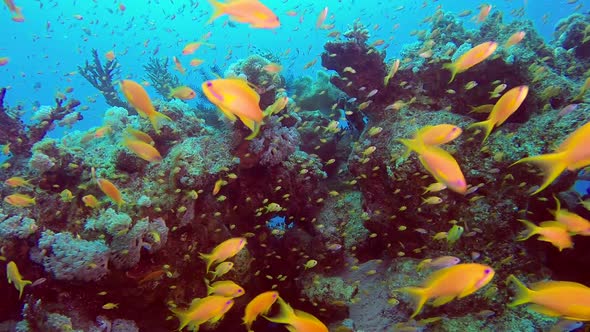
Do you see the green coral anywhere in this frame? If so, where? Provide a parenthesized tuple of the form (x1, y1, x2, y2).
(302, 274, 357, 304)
(293, 71, 344, 112)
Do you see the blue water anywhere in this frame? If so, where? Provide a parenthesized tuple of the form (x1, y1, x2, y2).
(0, 0, 579, 136)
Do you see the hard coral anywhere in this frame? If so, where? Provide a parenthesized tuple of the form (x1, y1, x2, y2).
(78, 49, 128, 110)
(0, 89, 82, 157)
(249, 115, 301, 166)
(143, 57, 181, 100)
(33, 230, 110, 282)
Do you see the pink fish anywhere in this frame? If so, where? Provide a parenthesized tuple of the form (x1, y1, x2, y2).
(558, 104, 578, 117)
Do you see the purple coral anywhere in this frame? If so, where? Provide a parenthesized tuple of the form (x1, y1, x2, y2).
(250, 116, 301, 166)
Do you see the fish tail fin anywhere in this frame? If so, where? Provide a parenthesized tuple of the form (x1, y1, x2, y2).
(199, 252, 213, 274)
(510, 152, 568, 195)
(263, 297, 296, 324)
(18, 280, 32, 299)
(507, 274, 533, 307)
(169, 307, 190, 331)
(442, 62, 457, 83)
(206, 0, 225, 24)
(549, 194, 561, 217)
(149, 111, 172, 134)
(517, 219, 539, 241)
(244, 121, 261, 141)
(467, 119, 494, 143)
(399, 286, 429, 318)
(398, 138, 424, 158)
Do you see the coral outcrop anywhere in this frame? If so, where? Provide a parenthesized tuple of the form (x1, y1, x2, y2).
(78, 49, 128, 110)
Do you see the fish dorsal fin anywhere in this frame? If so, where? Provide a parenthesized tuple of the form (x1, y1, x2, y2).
(539, 221, 567, 229)
(530, 280, 587, 291)
(293, 309, 323, 323)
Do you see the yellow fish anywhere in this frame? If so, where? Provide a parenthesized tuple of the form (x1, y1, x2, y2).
(512, 121, 590, 194)
(168, 86, 197, 100)
(4, 193, 36, 207)
(264, 296, 329, 332)
(6, 261, 31, 299)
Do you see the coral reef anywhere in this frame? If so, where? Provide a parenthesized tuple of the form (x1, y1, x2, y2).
(0, 89, 82, 157)
(143, 57, 181, 100)
(3, 7, 590, 332)
(78, 49, 128, 110)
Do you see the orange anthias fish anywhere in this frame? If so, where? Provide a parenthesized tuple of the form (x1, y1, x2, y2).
(263, 63, 283, 74)
(243, 291, 279, 331)
(477, 4, 492, 23)
(181, 41, 213, 55)
(3, 0, 24, 22)
(443, 41, 498, 82)
(399, 124, 462, 157)
(172, 56, 186, 75)
(264, 297, 328, 332)
(206, 0, 280, 29)
(315, 7, 328, 29)
(168, 86, 196, 100)
(105, 50, 115, 61)
(384, 59, 400, 86)
(4, 177, 33, 188)
(512, 121, 590, 194)
(504, 31, 526, 48)
(201, 78, 264, 140)
(508, 274, 590, 321)
(120, 79, 172, 133)
(206, 280, 245, 298)
(399, 263, 495, 318)
(517, 219, 573, 252)
(550, 196, 590, 236)
(123, 138, 162, 163)
(400, 140, 467, 194)
(4, 193, 35, 207)
(125, 127, 154, 145)
(199, 237, 247, 273)
(170, 295, 235, 331)
(92, 168, 124, 207)
(468, 85, 529, 143)
(0, 57, 9, 66)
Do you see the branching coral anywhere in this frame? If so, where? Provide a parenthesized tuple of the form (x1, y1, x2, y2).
(0, 89, 82, 157)
(143, 57, 180, 100)
(343, 19, 370, 45)
(78, 49, 128, 109)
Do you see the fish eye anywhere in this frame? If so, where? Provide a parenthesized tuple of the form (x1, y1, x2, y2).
(484, 269, 491, 274)
(206, 81, 212, 87)
(238, 289, 243, 292)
